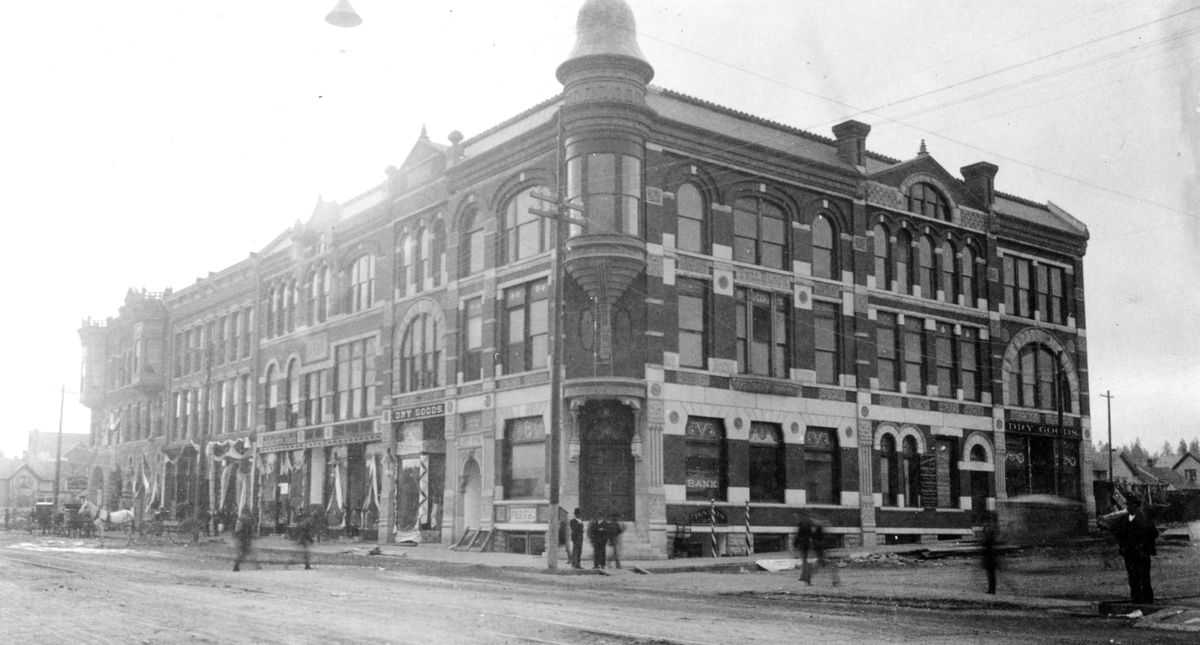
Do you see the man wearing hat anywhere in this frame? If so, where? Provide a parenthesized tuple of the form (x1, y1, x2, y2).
(1112, 494, 1159, 605)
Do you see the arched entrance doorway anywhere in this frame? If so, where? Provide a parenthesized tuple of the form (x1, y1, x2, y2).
(578, 400, 635, 521)
(461, 457, 482, 534)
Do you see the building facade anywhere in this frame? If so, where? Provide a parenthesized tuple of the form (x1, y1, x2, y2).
(78, 0, 1094, 556)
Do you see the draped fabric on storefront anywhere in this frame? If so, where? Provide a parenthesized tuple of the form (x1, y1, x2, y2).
(207, 438, 255, 516)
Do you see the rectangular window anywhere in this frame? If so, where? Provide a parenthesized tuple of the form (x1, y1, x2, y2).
(503, 417, 545, 500)
(748, 422, 784, 503)
(462, 297, 483, 382)
(502, 279, 549, 374)
(685, 416, 726, 501)
(959, 327, 981, 401)
(935, 321, 955, 397)
(241, 309, 253, 359)
(803, 427, 839, 505)
(936, 437, 959, 508)
(735, 287, 790, 378)
(1048, 265, 1065, 324)
(1016, 257, 1032, 318)
(228, 311, 239, 363)
(1035, 264, 1049, 321)
(677, 279, 708, 369)
(304, 371, 324, 425)
(1003, 255, 1015, 315)
(903, 317, 925, 394)
(733, 207, 758, 264)
(876, 312, 898, 391)
(238, 375, 250, 430)
(813, 301, 840, 385)
(334, 338, 377, 421)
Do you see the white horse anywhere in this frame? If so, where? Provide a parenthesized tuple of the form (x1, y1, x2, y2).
(79, 499, 136, 544)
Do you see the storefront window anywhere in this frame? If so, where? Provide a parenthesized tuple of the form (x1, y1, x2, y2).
(503, 417, 545, 500)
(803, 427, 839, 504)
(685, 416, 726, 501)
(748, 422, 784, 503)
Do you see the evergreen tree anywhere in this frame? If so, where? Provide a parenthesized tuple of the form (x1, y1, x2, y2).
(1178, 439, 1189, 457)
(1190, 438, 1200, 455)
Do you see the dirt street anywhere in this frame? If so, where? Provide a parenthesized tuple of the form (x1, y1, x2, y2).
(1, 530, 1195, 644)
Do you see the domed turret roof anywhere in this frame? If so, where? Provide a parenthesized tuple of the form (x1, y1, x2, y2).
(557, 0, 653, 84)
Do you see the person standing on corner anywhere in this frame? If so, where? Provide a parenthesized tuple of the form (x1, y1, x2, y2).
(606, 513, 624, 569)
(588, 513, 608, 569)
(1113, 494, 1158, 605)
(232, 507, 257, 572)
(569, 508, 585, 569)
(980, 513, 1001, 594)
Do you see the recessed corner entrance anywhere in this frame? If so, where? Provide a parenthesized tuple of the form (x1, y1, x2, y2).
(578, 400, 635, 521)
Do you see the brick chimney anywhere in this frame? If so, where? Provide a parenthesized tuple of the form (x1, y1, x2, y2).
(832, 120, 871, 168)
(961, 162, 999, 209)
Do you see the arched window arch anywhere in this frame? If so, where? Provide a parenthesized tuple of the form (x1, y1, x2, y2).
(960, 242, 977, 307)
(1009, 343, 1067, 410)
(733, 196, 786, 269)
(676, 183, 707, 253)
(398, 313, 443, 393)
(431, 218, 446, 288)
(940, 239, 957, 303)
(872, 223, 892, 290)
(880, 433, 899, 506)
(349, 254, 375, 313)
(502, 185, 552, 264)
(459, 208, 485, 277)
(917, 234, 935, 297)
(812, 213, 837, 280)
(970, 444, 987, 462)
(895, 229, 912, 294)
(907, 182, 949, 220)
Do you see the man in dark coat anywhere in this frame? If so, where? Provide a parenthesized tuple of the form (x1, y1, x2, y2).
(588, 513, 607, 569)
(569, 508, 585, 569)
(294, 510, 315, 570)
(232, 507, 257, 572)
(795, 511, 815, 584)
(1112, 494, 1158, 604)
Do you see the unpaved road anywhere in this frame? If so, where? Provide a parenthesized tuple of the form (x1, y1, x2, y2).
(0, 533, 1190, 644)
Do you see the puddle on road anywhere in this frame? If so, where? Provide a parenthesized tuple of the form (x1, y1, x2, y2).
(8, 540, 164, 557)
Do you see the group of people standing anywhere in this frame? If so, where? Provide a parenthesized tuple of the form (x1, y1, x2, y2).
(567, 508, 624, 569)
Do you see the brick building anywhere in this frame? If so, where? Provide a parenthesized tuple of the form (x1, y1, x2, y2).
(78, 0, 1093, 556)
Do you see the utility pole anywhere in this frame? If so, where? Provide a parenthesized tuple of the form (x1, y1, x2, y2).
(530, 111, 585, 570)
(52, 385, 65, 510)
(1102, 390, 1114, 478)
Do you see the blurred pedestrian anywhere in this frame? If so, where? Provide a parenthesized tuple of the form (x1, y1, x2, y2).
(606, 513, 624, 569)
(795, 511, 815, 584)
(1112, 494, 1158, 604)
(231, 507, 257, 572)
(569, 508, 584, 569)
(588, 513, 608, 569)
(980, 513, 1000, 594)
(295, 510, 315, 570)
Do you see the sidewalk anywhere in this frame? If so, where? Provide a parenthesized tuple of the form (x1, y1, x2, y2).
(218, 532, 1200, 632)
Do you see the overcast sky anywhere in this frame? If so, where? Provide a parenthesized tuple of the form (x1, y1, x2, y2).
(1, 1, 1196, 459)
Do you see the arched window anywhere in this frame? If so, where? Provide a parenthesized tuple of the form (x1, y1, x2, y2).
(907, 182, 949, 220)
(970, 444, 987, 462)
(349, 255, 375, 313)
(1010, 344, 1067, 411)
(902, 436, 920, 507)
(431, 218, 446, 288)
(917, 235, 935, 297)
(399, 314, 442, 393)
(749, 422, 785, 503)
(733, 197, 786, 270)
(459, 208, 485, 277)
(502, 186, 552, 264)
(960, 243, 977, 307)
(285, 358, 300, 428)
(812, 213, 837, 280)
(872, 223, 891, 290)
(413, 226, 427, 292)
(265, 364, 279, 431)
(895, 229, 912, 294)
(676, 183, 706, 253)
(880, 434, 899, 506)
(940, 240, 956, 303)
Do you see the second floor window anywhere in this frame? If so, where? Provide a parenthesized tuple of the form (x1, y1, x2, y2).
(567, 153, 642, 236)
(811, 214, 837, 280)
(460, 208, 485, 277)
(676, 183, 706, 253)
(904, 317, 926, 394)
(1009, 343, 1066, 411)
(876, 311, 899, 391)
(813, 300, 840, 385)
(349, 255, 375, 313)
(502, 279, 548, 374)
(334, 337, 377, 421)
(872, 223, 891, 289)
(461, 297, 484, 382)
(735, 287, 790, 378)
(398, 314, 442, 393)
(677, 279, 708, 369)
(502, 187, 552, 264)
